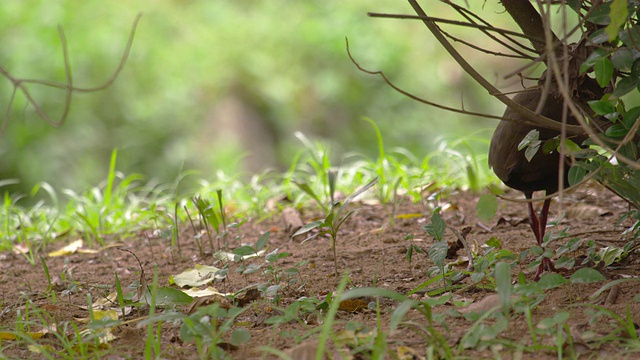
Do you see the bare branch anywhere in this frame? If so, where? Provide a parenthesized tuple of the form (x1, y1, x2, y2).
(368, 12, 535, 58)
(405, 0, 585, 135)
(345, 38, 502, 121)
(0, 13, 142, 134)
(500, 0, 560, 57)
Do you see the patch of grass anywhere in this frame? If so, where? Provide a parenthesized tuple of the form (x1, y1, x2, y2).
(6, 136, 640, 359)
(293, 173, 378, 276)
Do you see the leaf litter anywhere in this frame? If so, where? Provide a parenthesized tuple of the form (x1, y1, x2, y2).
(1, 183, 639, 359)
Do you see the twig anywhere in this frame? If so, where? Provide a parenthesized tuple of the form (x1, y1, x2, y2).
(0, 13, 142, 135)
(345, 38, 503, 121)
(405, 0, 585, 134)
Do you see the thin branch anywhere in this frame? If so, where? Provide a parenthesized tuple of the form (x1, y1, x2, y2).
(444, 0, 538, 56)
(405, 0, 585, 135)
(345, 38, 503, 121)
(545, 34, 640, 170)
(368, 12, 538, 44)
(437, 27, 532, 60)
(501, 0, 561, 57)
(0, 13, 142, 133)
(369, 12, 535, 58)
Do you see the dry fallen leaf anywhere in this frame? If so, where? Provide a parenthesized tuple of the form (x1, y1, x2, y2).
(338, 299, 369, 312)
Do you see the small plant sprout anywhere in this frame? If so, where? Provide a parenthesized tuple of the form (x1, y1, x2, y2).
(404, 234, 424, 277)
(191, 189, 229, 252)
(293, 174, 378, 276)
(231, 231, 270, 280)
(424, 209, 448, 288)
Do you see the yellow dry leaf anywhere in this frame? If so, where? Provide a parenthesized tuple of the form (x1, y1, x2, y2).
(395, 213, 423, 219)
(338, 299, 368, 312)
(396, 345, 425, 360)
(48, 240, 83, 257)
(0, 327, 51, 341)
(182, 286, 225, 298)
(170, 264, 225, 288)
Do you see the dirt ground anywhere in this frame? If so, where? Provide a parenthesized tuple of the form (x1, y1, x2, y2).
(1, 182, 639, 359)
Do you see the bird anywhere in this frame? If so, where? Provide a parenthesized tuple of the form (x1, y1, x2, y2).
(488, 90, 583, 280)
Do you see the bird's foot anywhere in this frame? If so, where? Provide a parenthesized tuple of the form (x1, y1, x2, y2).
(533, 257, 556, 281)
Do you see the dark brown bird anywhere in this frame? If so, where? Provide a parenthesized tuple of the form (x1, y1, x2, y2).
(489, 90, 580, 280)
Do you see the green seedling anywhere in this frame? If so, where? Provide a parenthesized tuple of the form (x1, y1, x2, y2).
(231, 231, 270, 279)
(293, 174, 377, 276)
(184, 204, 205, 257)
(144, 266, 161, 359)
(424, 209, 449, 289)
(142, 303, 249, 360)
(404, 233, 424, 277)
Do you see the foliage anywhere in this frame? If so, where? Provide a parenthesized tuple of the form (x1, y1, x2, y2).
(293, 173, 378, 276)
(0, 1, 502, 198)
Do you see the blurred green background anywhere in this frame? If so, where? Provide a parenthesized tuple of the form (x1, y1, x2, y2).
(0, 1, 513, 197)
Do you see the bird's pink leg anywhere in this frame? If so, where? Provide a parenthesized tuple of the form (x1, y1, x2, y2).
(537, 199, 551, 244)
(533, 198, 555, 280)
(527, 201, 541, 244)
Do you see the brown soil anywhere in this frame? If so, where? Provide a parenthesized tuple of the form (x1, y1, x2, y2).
(1, 183, 639, 359)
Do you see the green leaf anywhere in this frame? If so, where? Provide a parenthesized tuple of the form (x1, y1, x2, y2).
(406, 245, 413, 262)
(476, 193, 497, 222)
(604, 0, 628, 41)
(335, 209, 357, 232)
(581, 48, 612, 74)
(588, 99, 616, 115)
(611, 76, 640, 98)
(230, 328, 251, 346)
(242, 263, 262, 275)
(594, 57, 614, 87)
(293, 181, 324, 209)
(611, 48, 634, 71)
(292, 220, 324, 237)
(428, 240, 448, 268)
(336, 177, 378, 219)
(390, 299, 417, 333)
(542, 137, 560, 154)
(494, 261, 511, 316)
(597, 246, 625, 266)
(485, 237, 502, 249)
(623, 106, 640, 128)
(605, 123, 629, 138)
(424, 211, 446, 241)
(632, 58, 640, 77)
(255, 231, 270, 251)
(568, 166, 587, 186)
(561, 139, 582, 154)
(537, 273, 568, 289)
(518, 130, 541, 162)
(151, 287, 194, 306)
(488, 184, 505, 196)
(328, 170, 337, 206)
(586, 2, 611, 25)
(530, 246, 544, 256)
(620, 141, 638, 160)
(619, 25, 640, 48)
(233, 245, 257, 256)
(517, 129, 540, 151)
(588, 28, 611, 45)
(555, 256, 575, 269)
(570, 268, 606, 283)
(567, 0, 582, 12)
(524, 141, 541, 162)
